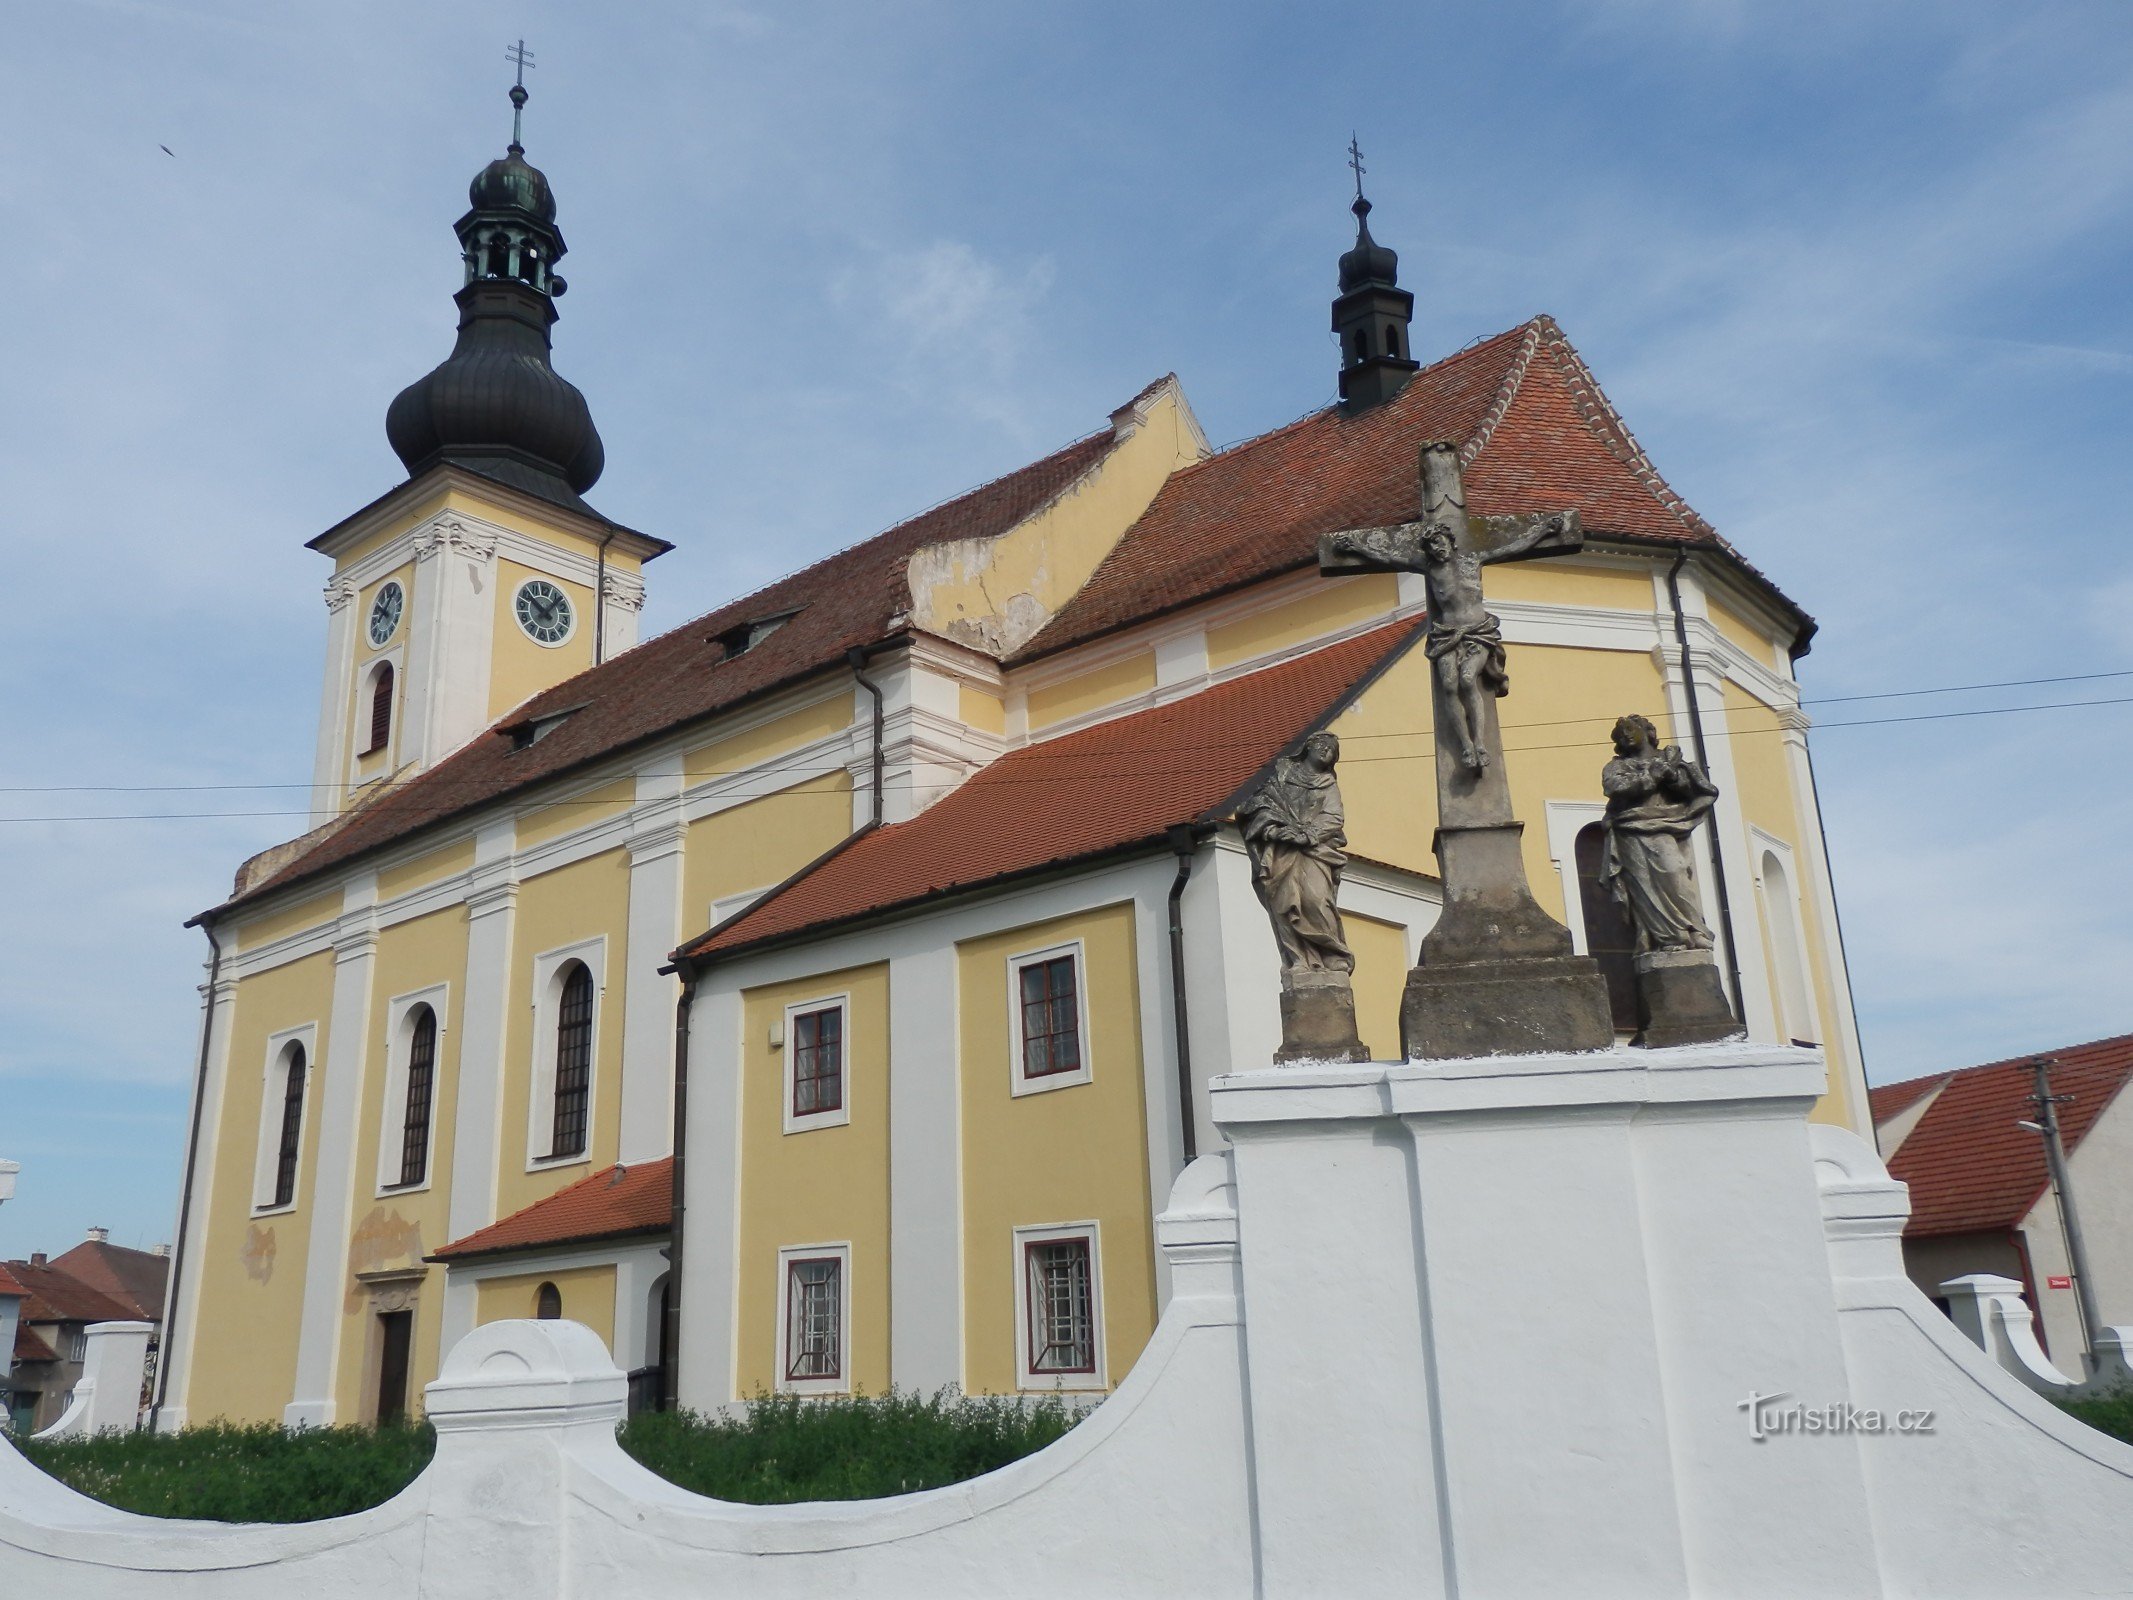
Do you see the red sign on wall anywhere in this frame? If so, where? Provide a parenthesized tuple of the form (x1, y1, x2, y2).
(2047, 1276, 2074, 1290)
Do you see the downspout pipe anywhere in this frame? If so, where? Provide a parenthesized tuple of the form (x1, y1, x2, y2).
(1665, 552, 1747, 1022)
(152, 923, 224, 1431)
(1165, 825, 1201, 1166)
(662, 965, 695, 1412)
(846, 646, 886, 827)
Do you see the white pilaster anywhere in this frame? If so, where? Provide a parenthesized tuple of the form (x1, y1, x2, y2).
(311, 579, 358, 828)
(410, 517, 499, 771)
(676, 985, 744, 1411)
(1777, 708, 1871, 1124)
(157, 944, 238, 1431)
(619, 756, 686, 1164)
(601, 568, 646, 658)
(284, 877, 380, 1428)
(887, 945, 963, 1391)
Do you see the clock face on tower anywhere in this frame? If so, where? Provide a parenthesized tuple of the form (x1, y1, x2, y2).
(514, 579, 574, 645)
(367, 581, 404, 647)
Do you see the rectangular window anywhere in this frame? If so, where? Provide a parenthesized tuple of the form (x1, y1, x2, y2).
(64, 1329, 88, 1365)
(1019, 955, 1081, 1079)
(1025, 1237, 1096, 1376)
(273, 1043, 308, 1209)
(783, 1256, 843, 1384)
(791, 1005, 844, 1118)
(549, 962, 595, 1159)
(398, 1007, 437, 1188)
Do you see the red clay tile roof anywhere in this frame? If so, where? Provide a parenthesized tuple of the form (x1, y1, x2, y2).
(1868, 1074, 1948, 1127)
(686, 617, 1423, 960)
(430, 1157, 673, 1261)
(14, 1321, 58, 1365)
(1883, 1033, 2133, 1238)
(45, 1240, 168, 1321)
(1011, 317, 1757, 664)
(1, 1260, 142, 1326)
(212, 425, 1123, 915)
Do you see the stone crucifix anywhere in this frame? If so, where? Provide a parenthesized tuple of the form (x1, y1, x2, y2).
(1318, 441, 1615, 1058)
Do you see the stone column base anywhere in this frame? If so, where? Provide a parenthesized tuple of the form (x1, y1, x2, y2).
(1275, 971, 1371, 1065)
(1401, 954, 1614, 1060)
(1631, 948, 1745, 1049)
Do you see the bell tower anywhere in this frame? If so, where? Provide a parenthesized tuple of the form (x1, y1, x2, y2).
(1332, 140, 1418, 415)
(304, 55, 668, 827)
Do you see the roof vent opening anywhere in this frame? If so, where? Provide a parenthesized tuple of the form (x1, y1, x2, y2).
(503, 703, 586, 752)
(713, 609, 800, 662)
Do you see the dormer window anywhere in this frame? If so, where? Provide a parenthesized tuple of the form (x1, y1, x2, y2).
(713, 609, 801, 662)
(503, 703, 587, 752)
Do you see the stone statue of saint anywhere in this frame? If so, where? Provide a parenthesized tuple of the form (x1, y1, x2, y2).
(1241, 731, 1354, 973)
(1599, 714, 1720, 953)
(1240, 731, 1370, 1062)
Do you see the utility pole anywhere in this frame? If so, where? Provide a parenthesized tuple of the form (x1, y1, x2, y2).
(2024, 1057, 2106, 1371)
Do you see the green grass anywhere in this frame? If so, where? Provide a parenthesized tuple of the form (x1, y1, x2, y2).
(10, 1391, 1077, 1521)
(2058, 1391, 2133, 1446)
(14, 1420, 436, 1523)
(617, 1391, 1078, 1503)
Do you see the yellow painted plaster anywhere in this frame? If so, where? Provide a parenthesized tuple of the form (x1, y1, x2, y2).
(1706, 593, 1779, 668)
(682, 694, 852, 785)
(959, 684, 1006, 736)
(682, 770, 854, 925)
(441, 485, 643, 572)
(905, 384, 1203, 657)
(488, 557, 598, 721)
(330, 494, 451, 574)
(236, 890, 344, 953)
(1026, 652, 1156, 731)
(496, 849, 632, 1218)
(376, 838, 476, 903)
(184, 950, 335, 1423)
(329, 904, 469, 1420)
(357, 564, 416, 658)
(517, 775, 635, 854)
(958, 904, 1154, 1395)
(1489, 560, 1657, 612)
(735, 963, 891, 1396)
(1206, 573, 1399, 671)
(475, 1265, 618, 1350)
(1345, 911, 1409, 1061)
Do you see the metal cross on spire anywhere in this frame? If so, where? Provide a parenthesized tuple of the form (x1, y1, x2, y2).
(1347, 134, 1367, 201)
(506, 38, 535, 149)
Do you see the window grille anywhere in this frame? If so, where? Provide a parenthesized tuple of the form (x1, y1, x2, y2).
(784, 1257, 842, 1381)
(398, 1006, 436, 1187)
(1019, 955, 1081, 1078)
(366, 663, 394, 755)
(1026, 1237, 1095, 1375)
(792, 1006, 844, 1117)
(273, 1042, 307, 1208)
(549, 963, 593, 1158)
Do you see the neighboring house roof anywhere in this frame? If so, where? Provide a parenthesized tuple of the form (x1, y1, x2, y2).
(1881, 1033, 2133, 1238)
(685, 616, 1424, 962)
(430, 1158, 673, 1262)
(209, 422, 1123, 915)
(44, 1240, 168, 1322)
(13, 1322, 58, 1366)
(0, 1263, 24, 1299)
(1011, 316, 1794, 664)
(1868, 1074, 1948, 1127)
(0, 1261, 139, 1326)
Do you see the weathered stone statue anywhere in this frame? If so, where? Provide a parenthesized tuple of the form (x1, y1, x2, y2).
(1318, 441, 1614, 1059)
(1241, 731, 1370, 1063)
(1599, 714, 1745, 1048)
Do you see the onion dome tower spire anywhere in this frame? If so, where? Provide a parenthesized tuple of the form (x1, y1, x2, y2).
(1332, 138, 1418, 415)
(385, 43, 605, 506)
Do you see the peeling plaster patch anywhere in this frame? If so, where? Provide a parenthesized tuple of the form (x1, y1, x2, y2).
(240, 1224, 276, 1284)
(343, 1207, 425, 1311)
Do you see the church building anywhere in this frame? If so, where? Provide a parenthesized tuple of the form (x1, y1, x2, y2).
(157, 94, 1873, 1427)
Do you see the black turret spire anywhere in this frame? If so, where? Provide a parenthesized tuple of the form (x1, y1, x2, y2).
(385, 45, 605, 505)
(1332, 139, 1417, 415)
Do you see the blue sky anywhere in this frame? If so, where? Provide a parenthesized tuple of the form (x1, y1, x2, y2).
(3, 0, 2130, 1255)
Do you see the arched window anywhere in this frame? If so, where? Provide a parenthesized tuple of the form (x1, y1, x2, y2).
(1574, 823, 1641, 1032)
(398, 1005, 437, 1188)
(365, 663, 394, 756)
(1759, 849, 1817, 1045)
(272, 1042, 307, 1209)
(549, 961, 594, 1159)
(1386, 324, 1401, 359)
(1351, 330, 1368, 363)
(535, 1281, 563, 1320)
(486, 232, 510, 278)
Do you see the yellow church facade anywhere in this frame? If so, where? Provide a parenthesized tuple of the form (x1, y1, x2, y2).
(156, 114, 1872, 1427)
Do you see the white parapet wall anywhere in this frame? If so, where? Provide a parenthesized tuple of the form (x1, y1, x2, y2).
(31, 1322, 155, 1441)
(4, 1041, 2133, 1596)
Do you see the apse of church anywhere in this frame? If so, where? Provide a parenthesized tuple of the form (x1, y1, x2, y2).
(158, 104, 1869, 1428)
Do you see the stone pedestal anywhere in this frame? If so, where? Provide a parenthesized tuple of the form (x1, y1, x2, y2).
(1632, 948, 1745, 1049)
(1274, 970, 1370, 1064)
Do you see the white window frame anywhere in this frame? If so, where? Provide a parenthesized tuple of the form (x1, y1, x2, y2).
(1751, 828, 1820, 1047)
(526, 936, 606, 1171)
(1542, 800, 1609, 956)
(376, 983, 450, 1195)
(1013, 1221, 1106, 1392)
(774, 1242, 852, 1395)
(1006, 940, 1093, 1097)
(252, 1022, 319, 1215)
(782, 993, 852, 1134)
